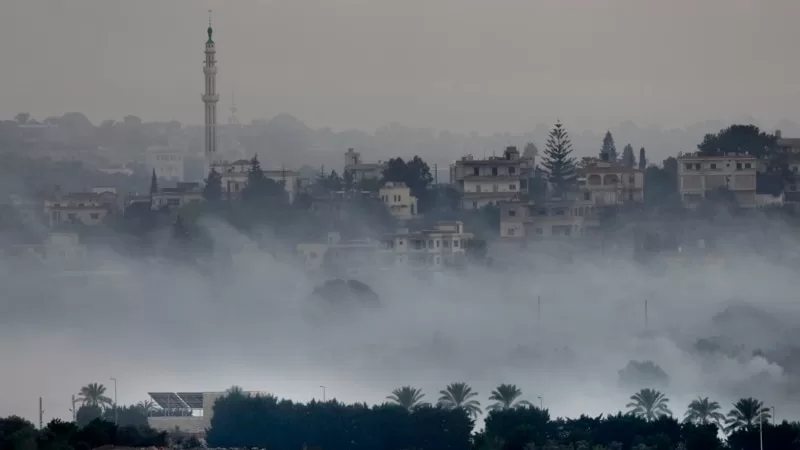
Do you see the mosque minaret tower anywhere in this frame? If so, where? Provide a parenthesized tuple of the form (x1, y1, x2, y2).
(202, 13, 219, 173)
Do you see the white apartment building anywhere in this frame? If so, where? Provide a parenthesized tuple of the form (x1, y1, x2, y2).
(297, 222, 473, 272)
(151, 182, 204, 210)
(677, 153, 757, 208)
(383, 221, 473, 269)
(146, 146, 186, 182)
(500, 199, 600, 239)
(344, 148, 385, 181)
(379, 182, 418, 220)
(217, 159, 300, 203)
(450, 146, 533, 210)
(579, 162, 645, 205)
(44, 191, 118, 228)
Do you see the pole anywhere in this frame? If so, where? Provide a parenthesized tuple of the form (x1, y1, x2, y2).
(759, 410, 763, 450)
(71, 395, 77, 422)
(320, 386, 326, 402)
(110, 378, 118, 425)
(772, 406, 776, 425)
(537, 396, 543, 410)
(537, 295, 541, 335)
(644, 299, 648, 330)
(39, 397, 43, 429)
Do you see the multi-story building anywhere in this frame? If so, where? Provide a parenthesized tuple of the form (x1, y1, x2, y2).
(296, 221, 474, 272)
(450, 146, 533, 210)
(217, 159, 300, 203)
(43, 191, 118, 228)
(382, 221, 473, 269)
(379, 182, 418, 220)
(146, 145, 186, 182)
(151, 182, 204, 210)
(677, 153, 757, 208)
(499, 197, 600, 239)
(579, 161, 645, 205)
(344, 148, 385, 181)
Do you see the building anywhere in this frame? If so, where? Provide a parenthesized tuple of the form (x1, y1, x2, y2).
(499, 197, 600, 239)
(146, 145, 186, 182)
(450, 146, 533, 210)
(343, 148, 385, 181)
(151, 182, 204, 210)
(146, 391, 265, 435)
(579, 161, 644, 206)
(382, 221, 473, 269)
(297, 232, 385, 273)
(297, 221, 474, 272)
(43, 191, 118, 228)
(202, 17, 220, 175)
(677, 153, 758, 208)
(379, 182, 418, 220)
(218, 159, 300, 203)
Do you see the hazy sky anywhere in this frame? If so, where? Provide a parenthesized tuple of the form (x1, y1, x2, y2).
(2, 0, 800, 133)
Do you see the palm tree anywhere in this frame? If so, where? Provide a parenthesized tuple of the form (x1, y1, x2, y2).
(683, 397, 725, 425)
(136, 400, 157, 415)
(77, 383, 113, 409)
(438, 382, 482, 418)
(725, 397, 771, 432)
(487, 384, 532, 411)
(386, 386, 427, 411)
(626, 388, 672, 421)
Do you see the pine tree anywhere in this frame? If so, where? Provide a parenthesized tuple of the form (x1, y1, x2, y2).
(541, 121, 577, 194)
(639, 147, 647, 170)
(203, 168, 223, 202)
(149, 169, 158, 195)
(600, 131, 617, 162)
(621, 144, 636, 168)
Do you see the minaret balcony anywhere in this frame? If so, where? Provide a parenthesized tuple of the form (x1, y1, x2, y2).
(202, 94, 220, 102)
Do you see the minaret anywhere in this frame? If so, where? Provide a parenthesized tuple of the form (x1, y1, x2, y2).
(202, 12, 219, 174)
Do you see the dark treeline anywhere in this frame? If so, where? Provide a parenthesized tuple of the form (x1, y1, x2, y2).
(0, 416, 166, 450)
(202, 386, 800, 450)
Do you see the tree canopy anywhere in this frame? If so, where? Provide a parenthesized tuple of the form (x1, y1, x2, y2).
(541, 121, 577, 194)
(697, 124, 776, 158)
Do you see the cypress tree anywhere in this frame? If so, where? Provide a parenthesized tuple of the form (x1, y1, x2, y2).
(639, 147, 647, 169)
(149, 169, 158, 195)
(203, 168, 223, 202)
(600, 131, 617, 162)
(541, 120, 578, 194)
(621, 144, 636, 168)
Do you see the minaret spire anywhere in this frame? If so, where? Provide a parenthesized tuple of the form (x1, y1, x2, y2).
(202, 10, 219, 176)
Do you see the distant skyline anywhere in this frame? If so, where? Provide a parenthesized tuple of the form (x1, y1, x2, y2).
(2, 0, 800, 134)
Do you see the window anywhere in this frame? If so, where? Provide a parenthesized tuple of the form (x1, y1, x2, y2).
(710, 163, 716, 169)
(628, 175, 635, 184)
(453, 240, 459, 247)
(508, 209, 516, 217)
(67, 213, 76, 221)
(509, 167, 516, 175)
(535, 228, 543, 235)
(472, 201, 478, 209)
(436, 240, 440, 248)
(509, 184, 516, 190)
(491, 167, 498, 176)
(443, 240, 450, 248)
(476, 185, 482, 193)
(685, 163, 692, 170)
(473, 167, 479, 176)
(736, 162, 742, 170)
(90, 213, 99, 220)
(694, 163, 701, 170)
(428, 240, 433, 248)
(493, 184, 499, 192)
(745, 163, 752, 169)
(584, 191, 591, 200)
(508, 228, 516, 236)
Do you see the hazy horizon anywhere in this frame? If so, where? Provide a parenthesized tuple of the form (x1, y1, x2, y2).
(3, 0, 800, 134)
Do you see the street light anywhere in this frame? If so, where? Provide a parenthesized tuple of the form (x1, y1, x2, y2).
(109, 378, 118, 425)
(320, 386, 326, 402)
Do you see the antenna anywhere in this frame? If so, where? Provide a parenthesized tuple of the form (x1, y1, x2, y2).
(208, 9, 212, 27)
